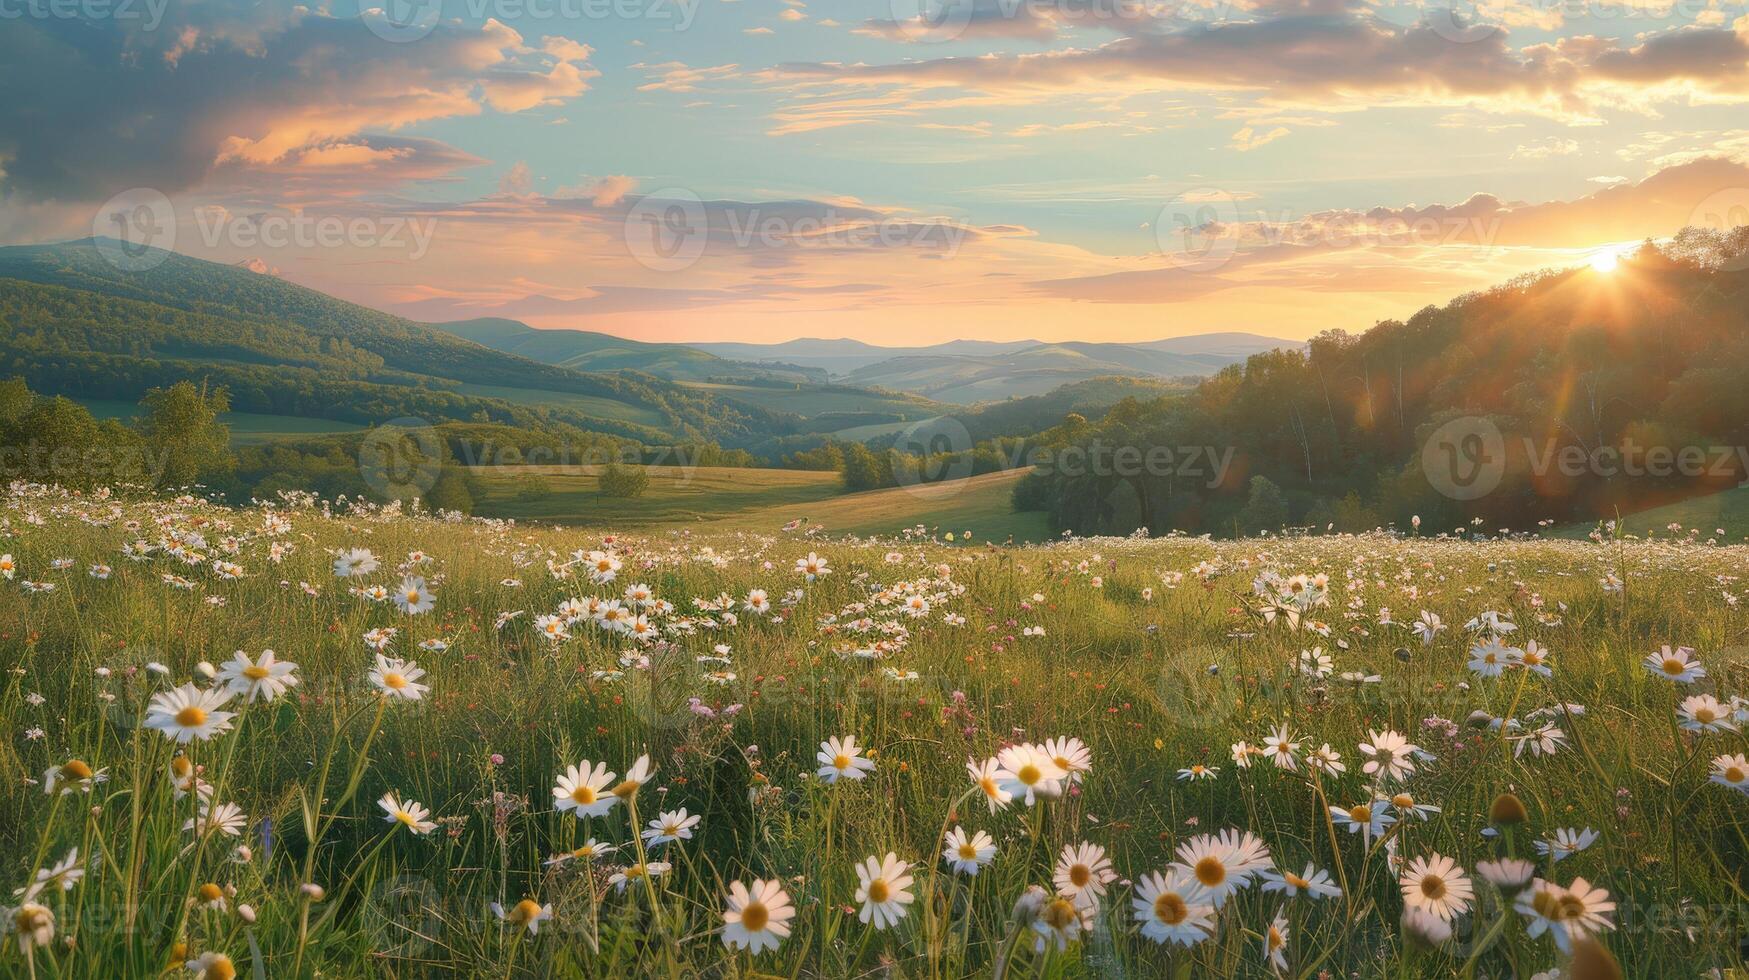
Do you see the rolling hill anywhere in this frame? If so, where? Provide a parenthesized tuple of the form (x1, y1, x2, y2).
(432, 317, 828, 384)
(0, 240, 799, 448)
(697, 333, 1296, 402)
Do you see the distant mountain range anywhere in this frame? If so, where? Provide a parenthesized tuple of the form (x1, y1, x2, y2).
(432, 318, 830, 384)
(442, 328, 1298, 404)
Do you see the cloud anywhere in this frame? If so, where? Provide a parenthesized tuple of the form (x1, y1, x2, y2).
(1230, 125, 1290, 151)
(778, 14, 1749, 124)
(555, 175, 640, 206)
(0, 3, 595, 203)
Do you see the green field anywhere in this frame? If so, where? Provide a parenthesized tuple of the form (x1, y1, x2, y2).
(452, 384, 671, 429)
(679, 380, 945, 423)
(1550, 486, 1749, 541)
(3, 490, 1742, 977)
(74, 398, 364, 445)
(468, 464, 1050, 542)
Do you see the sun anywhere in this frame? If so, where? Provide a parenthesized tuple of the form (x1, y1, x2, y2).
(1588, 250, 1620, 273)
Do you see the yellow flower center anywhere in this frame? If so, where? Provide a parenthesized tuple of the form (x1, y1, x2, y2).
(867, 879, 890, 904)
(1532, 889, 1562, 919)
(957, 843, 979, 860)
(1695, 707, 1717, 723)
(405, 591, 421, 604)
(978, 777, 999, 798)
(1286, 871, 1310, 889)
(1392, 793, 1414, 808)
(1043, 898, 1076, 929)
(198, 883, 224, 902)
(833, 754, 851, 770)
(1268, 925, 1284, 951)
(612, 780, 640, 799)
(1016, 764, 1041, 785)
(1420, 874, 1447, 901)
(1069, 864, 1091, 888)
(1054, 756, 1071, 771)
(571, 785, 597, 805)
(396, 810, 416, 826)
(382, 673, 407, 690)
(243, 665, 270, 680)
(1726, 766, 1746, 783)
(1153, 892, 1188, 925)
(1194, 856, 1225, 887)
(510, 899, 543, 923)
(740, 901, 770, 932)
(1349, 805, 1372, 823)
(1663, 658, 1684, 674)
(199, 956, 237, 980)
(175, 706, 208, 727)
(62, 759, 93, 780)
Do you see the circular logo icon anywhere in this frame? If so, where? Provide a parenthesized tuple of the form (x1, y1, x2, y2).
(624, 188, 708, 272)
(892, 416, 974, 494)
(364, 0, 440, 43)
(358, 418, 444, 502)
(1421, 4, 1502, 44)
(1151, 649, 1246, 731)
(93, 188, 176, 272)
(1421, 416, 1506, 501)
(885, 0, 975, 43)
(1153, 189, 1240, 273)
(1688, 187, 1749, 272)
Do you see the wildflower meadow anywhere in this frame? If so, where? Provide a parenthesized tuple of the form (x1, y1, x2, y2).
(3, 484, 1747, 977)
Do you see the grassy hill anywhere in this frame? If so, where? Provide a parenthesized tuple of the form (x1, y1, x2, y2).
(467, 464, 1048, 541)
(432, 318, 827, 384)
(0, 240, 799, 447)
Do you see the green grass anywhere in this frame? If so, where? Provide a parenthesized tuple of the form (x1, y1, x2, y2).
(1, 487, 1745, 977)
(74, 398, 364, 445)
(680, 380, 944, 423)
(452, 384, 670, 429)
(468, 465, 1051, 543)
(1551, 485, 1749, 541)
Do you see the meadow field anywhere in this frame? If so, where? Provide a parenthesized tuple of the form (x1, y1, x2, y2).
(468, 465, 1052, 543)
(2, 484, 1746, 978)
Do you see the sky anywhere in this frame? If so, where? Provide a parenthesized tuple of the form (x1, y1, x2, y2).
(2, 0, 1749, 345)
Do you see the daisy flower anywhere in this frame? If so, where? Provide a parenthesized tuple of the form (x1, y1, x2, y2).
(1032, 894, 1087, 952)
(1534, 827, 1598, 862)
(722, 879, 794, 954)
(1330, 801, 1396, 843)
(369, 655, 429, 701)
(1358, 729, 1419, 782)
(1259, 863, 1342, 900)
(394, 576, 435, 614)
(184, 801, 248, 838)
(641, 808, 701, 847)
(142, 684, 236, 743)
(795, 552, 830, 581)
(1131, 870, 1215, 947)
(1052, 842, 1116, 908)
(1515, 877, 1616, 953)
(816, 735, 876, 784)
(333, 548, 378, 577)
(378, 792, 437, 835)
(1171, 829, 1272, 906)
(608, 754, 656, 804)
(853, 853, 915, 929)
(1644, 645, 1704, 683)
(1677, 694, 1736, 733)
(491, 899, 553, 935)
(1041, 736, 1092, 784)
(994, 744, 1065, 806)
(1261, 723, 1301, 770)
(967, 758, 1013, 813)
(1475, 858, 1537, 890)
(215, 649, 298, 703)
(1399, 853, 1474, 922)
(942, 827, 996, 876)
(609, 862, 671, 892)
(1177, 764, 1219, 781)
(41, 759, 106, 796)
(1263, 913, 1290, 973)
(1709, 753, 1749, 794)
(553, 760, 618, 818)
(185, 951, 235, 980)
